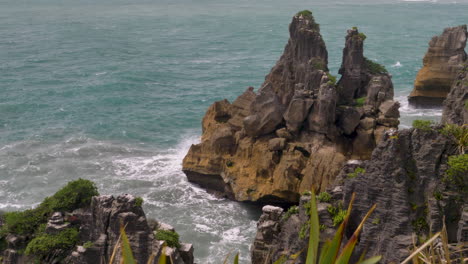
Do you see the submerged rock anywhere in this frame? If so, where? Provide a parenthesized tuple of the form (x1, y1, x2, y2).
(182, 13, 399, 204)
(409, 25, 468, 107)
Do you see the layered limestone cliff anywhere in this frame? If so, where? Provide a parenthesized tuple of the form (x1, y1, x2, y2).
(252, 127, 466, 263)
(251, 62, 468, 263)
(409, 25, 467, 107)
(1, 194, 194, 264)
(442, 62, 468, 125)
(182, 13, 399, 204)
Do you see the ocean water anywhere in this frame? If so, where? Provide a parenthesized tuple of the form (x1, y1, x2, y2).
(0, 0, 467, 262)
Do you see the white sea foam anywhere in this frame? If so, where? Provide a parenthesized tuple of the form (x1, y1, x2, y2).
(392, 61, 402, 67)
(396, 95, 443, 117)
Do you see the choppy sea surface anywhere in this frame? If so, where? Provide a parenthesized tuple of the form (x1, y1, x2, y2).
(0, 0, 467, 262)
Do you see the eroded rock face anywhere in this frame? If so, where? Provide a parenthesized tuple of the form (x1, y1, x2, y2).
(409, 25, 468, 107)
(0, 195, 194, 264)
(251, 128, 466, 264)
(64, 194, 194, 264)
(442, 63, 468, 125)
(182, 14, 399, 204)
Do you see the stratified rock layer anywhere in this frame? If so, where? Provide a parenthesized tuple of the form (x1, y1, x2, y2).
(251, 128, 466, 263)
(1, 195, 194, 264)
(409, 25, 468, 107)
(442, 62, 468, 125)
(183, 14, 399, 204)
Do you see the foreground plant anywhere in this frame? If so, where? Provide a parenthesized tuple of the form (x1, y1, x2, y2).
(109, 224, 167, 264)
(305, 191, 380, 264)
(402, 221, 467, 264)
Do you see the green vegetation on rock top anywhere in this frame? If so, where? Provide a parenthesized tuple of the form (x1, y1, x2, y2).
(296, 10, 312, 17)
(348, 167, 366, 178)
(355, 97, 366, 107)
(1, 179, 98, 236)
(282, 205, 299, 221)
(295, 10, 320, 31)
(316, 192, 331, 203)
(364, 57, 387, 74)
(412, 120, 433, 131)
(445, 154, 468, 193)
(154, 229, 181, 248)
(25, 228, 79, 260)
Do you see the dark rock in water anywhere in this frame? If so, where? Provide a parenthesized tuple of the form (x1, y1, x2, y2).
(409, 25, 467, 107)
(441, 62, 468, 125)
(182, 13, 399, 204)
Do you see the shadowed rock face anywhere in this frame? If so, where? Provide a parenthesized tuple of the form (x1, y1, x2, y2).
(0, 195, 194, 264)
(182, 13, 399, 204)
(251, 128, 466, 264)
(442, 62, 468, 125)
(409, 25, 467, 107)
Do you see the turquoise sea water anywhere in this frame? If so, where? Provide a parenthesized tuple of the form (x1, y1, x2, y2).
(0, 0, 467, 262)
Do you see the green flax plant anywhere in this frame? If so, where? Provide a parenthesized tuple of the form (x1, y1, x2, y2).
(304, 190, 381, 264)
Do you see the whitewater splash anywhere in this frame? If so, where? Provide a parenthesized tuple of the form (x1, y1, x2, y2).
(0, 134, 260, 263)
(395, 94, 442, 128)
(392, 61, 402, 67)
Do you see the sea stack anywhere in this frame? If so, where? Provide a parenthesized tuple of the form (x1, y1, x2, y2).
(182, 11, 399, 205)
(408, 25, 467, 107)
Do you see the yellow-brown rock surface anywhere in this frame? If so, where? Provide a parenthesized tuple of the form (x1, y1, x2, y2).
(409, 25, 467, 107)
(182, 14, 399, 204)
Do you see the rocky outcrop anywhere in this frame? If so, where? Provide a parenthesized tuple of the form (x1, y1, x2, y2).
(183, 13, 399, 204)
(409, 25, 468, 107)
(1, 195, 194, 264)
(251, 127, 466, 263)
(442, 62, 468, 125)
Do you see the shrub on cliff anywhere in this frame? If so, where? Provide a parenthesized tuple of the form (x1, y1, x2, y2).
(445, 154, 468, 193)
(412, 120, 433, 131)
(441, 124, 468, 154)
(25, 228, 79, 260)
(155, 229, 181, 248)
(295, 10, 320, 31)
(276, 191, 381, 264)
(364, 57, 387, 74)
(2, 179, 98, 235)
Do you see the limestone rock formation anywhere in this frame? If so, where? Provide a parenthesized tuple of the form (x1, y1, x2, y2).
(251, 128, 466, 263)
(409, 25, 468, 107)
(1, 195, 194, 264)
(183, 13, 399, 204)
(442, 62, 468, 125)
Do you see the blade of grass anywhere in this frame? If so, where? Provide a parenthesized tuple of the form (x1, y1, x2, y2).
(319, 193, 356, 263)
(305, 188, 320, 264)
(147, 253, 155, 264)
(223, 251, 232, 264)
(158, 244, 167, 264)
(335, 203, 377, 264)
(233, 252, 239, 264)
(356, 256, 382, 264)
(401, 232, 441, 264)
(440, 221, 451, 264)
(120, 224, 136, 264)
(109, 227, 124, 264)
